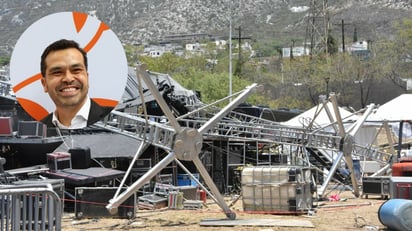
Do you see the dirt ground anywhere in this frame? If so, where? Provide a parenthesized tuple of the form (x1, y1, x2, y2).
(60, 189, 389, 231)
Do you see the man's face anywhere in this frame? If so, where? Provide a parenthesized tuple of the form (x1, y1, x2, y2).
(41, 48, 89, 111)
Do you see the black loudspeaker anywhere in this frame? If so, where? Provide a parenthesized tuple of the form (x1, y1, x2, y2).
(75, 187, 136, 219)
(362, 176, 390, 199)
(18, 121, 46, 137)
(69, 147, 91, 169)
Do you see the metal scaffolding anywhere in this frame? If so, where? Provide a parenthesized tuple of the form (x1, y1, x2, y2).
(94, 65, 392, 219)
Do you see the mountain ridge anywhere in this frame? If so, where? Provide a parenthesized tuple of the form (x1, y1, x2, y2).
(0, 0, 411, 56)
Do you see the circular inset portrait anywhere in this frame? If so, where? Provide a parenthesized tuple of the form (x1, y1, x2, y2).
(10, 12, 128, 129)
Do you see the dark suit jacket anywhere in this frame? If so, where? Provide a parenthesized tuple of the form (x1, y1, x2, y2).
(41, 99, 113, 128)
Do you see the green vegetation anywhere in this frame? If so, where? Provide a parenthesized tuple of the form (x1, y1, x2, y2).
(0, 57, 10, 66)
(379, 18, 412, 90)
(127, 17, 412, 111)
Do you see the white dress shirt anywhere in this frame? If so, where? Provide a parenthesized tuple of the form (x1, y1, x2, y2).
(52, 97, 91, 129)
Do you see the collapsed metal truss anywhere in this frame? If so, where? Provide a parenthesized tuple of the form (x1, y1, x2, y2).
(95, 65, 393, 219)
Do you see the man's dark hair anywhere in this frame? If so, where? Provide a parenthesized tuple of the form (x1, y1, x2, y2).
(40, 39, 88, 77)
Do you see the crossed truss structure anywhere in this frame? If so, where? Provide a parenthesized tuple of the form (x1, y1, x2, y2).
(94, 65, 393, 219)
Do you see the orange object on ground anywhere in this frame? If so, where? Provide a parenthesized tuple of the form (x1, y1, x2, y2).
(392, 162, 412, 176)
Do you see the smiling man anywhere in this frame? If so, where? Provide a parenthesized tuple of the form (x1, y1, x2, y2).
(40, 39, 113, 129)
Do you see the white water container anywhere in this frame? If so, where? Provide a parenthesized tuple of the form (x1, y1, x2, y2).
(242, 183, 297, 211)
(241, 166, 313, 213)
(241, 166, 311, 185)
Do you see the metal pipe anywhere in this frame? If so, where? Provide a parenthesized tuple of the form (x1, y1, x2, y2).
(198, 83, 257, 135)
(114, 141, 149, 198)
(192, 156, 236, 219)
(106, 152, 176, 214)
(137, 66, 182, 133)
(317, 151, 345, 198)
(174, 159, 218, 202)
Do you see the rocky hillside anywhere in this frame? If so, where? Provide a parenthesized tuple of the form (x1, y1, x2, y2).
(0, 0, 411, 56)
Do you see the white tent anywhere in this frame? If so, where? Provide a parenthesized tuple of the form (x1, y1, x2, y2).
(282, 102, 358, 128)
(367, 94, 412, 122)
(282, 102, 381, 146)
(366, 94, 412, 157)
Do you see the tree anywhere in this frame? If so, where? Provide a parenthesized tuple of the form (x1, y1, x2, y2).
(124, 44, 143, 65)
(0, 57, 9, 66)
(379, 18, 412, 91)
(327, 31, 339, 55)
(133, 15, 412, 112)
(279, 46, 384, 110)
(138, 52, 261, 107)
(328, 53, 381, 109)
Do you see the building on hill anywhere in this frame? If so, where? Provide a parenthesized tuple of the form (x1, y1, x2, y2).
(348, 40, 371, 60)
(282, 46, 310, 58)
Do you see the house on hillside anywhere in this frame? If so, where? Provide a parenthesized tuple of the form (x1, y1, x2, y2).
(186, 42, 201, 51)
(142, 45, 166, 57)
(282, 46, 310, 58)
(348, 40, 371, 60)
(142, 43, 183, 57)
(215, 40, 227, 50)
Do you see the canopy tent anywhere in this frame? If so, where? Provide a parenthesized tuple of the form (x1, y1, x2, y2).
(282, 102, 358, 129)
(282, 102, 382, 146)
(366, 94, 412, 158)
(367, 94, 412, 122)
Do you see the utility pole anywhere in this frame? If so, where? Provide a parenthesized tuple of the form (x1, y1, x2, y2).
(341, 19, 345, 52)
(235, 26, 242, 76)
(333, 19, 351, 53)
(237, 26, 242, 65)
(228, 0, 232, 100)
(233, 26, 251, 77)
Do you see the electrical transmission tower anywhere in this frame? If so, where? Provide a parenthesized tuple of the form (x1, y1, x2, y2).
(304, 0, 330, 56)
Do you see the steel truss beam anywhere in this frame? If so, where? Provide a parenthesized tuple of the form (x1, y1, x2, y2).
(96, 66, 389, 217)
